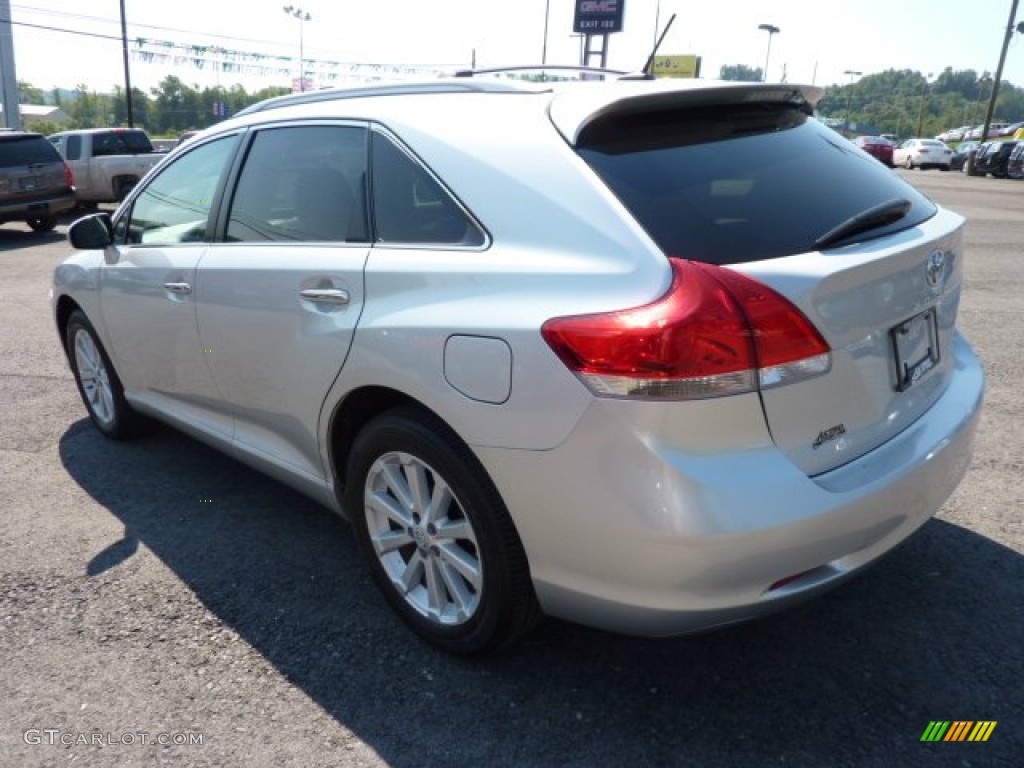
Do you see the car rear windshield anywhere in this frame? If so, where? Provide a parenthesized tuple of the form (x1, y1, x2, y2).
(93, 130, 155, 156)
(0, 135, 62, 167)
(576, 103, 936, 264)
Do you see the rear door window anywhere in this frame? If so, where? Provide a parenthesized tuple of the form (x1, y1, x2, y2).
(226, 124, 368, 243)
(577, 104, 936, 264)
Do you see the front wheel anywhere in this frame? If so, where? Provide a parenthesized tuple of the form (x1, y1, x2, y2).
(27, 215, 57, 233)
(345, 407, 541, 654)
(66, 309, 149, 439)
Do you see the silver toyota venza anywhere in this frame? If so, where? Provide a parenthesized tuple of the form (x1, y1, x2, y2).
(53, 75, 985, 653)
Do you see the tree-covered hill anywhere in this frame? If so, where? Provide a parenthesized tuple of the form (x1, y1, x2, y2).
(721, 65, 1021, 139)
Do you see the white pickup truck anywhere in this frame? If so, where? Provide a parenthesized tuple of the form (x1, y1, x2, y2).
(47, 128, 165, 205)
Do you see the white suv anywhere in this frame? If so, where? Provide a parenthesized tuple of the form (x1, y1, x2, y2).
(53, 76, 984, 653)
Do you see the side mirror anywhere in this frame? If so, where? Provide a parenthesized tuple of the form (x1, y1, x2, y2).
(68, 212, 113, 250)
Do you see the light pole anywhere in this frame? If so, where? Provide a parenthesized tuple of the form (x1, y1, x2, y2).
(758, 24, 780, 82)
(916, 72, 933, 137)
(843, 69, 862, 133)
(283, 5, 312, 92)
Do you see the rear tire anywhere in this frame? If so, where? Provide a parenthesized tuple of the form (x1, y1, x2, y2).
(66, 309, 150, 439)
(345, 407, 541, 654)
(27, 215, 57, 233)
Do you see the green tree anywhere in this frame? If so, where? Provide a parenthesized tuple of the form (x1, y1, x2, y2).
(17, 81, 45, 104)
(66, 85, 111, 129)
(26, 120, 62, 136)
(720, 64, 762, 82)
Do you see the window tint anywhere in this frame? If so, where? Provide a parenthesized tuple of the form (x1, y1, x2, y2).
(0, 135, 63, 167)
(122, 135, 237, 245)
(371, 132, 484, 246)
(67, 135, 81, 161)
(577, 104, 937, 263)
(92, 130, 154, 156)
(226, 125, 368, 243)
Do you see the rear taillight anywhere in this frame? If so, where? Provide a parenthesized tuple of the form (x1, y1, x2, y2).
(63, 162, 74, 189)
(541, 259, 830, 400)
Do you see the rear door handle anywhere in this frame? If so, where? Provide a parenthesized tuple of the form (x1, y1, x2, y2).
(299, 288, 350, 305)
(164, 282, 192, 295)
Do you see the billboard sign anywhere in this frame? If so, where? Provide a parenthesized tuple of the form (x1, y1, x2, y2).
(573, 0, 625, 34)
(651, 55, 702, 79)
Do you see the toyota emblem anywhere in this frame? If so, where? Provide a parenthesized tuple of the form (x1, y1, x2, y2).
(926, 250, 946, 288)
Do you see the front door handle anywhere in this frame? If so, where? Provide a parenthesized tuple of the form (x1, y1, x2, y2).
(164, 282, 192, 295)
(299, 288, 350, 305)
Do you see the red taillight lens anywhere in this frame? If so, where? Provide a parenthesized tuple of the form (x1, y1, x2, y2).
(63, 162, 74, 189)
(541, 259, 830, 400)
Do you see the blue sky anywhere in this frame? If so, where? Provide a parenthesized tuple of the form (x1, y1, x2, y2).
(7, 0, 1024, 93)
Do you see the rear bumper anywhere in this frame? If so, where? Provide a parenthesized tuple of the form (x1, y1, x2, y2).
(0, 191, 76, 223)
(477, 332, 984, 637)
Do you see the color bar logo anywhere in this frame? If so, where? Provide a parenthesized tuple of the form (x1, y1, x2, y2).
(921, 721, 997, 742)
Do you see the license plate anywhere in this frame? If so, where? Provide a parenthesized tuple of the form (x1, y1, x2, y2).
(891, 308, 940, 391)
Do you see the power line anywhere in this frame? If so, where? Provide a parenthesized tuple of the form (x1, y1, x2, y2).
(10, 3, 293, 49)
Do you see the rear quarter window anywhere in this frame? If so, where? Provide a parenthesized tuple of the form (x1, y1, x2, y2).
(576, 103, 936, 264)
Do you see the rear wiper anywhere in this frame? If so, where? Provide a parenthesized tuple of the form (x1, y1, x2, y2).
(814, 198, 912, 250)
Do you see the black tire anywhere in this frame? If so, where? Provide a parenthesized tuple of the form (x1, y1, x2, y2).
(27, 215, 57, 233)
(65, 309, 150, 439)
(344, 407, 541, 654)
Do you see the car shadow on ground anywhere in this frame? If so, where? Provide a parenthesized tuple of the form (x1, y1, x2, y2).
(0, 226, 66, 251)
(0, 206, 107, 252)
(58, 420, 1022, 767)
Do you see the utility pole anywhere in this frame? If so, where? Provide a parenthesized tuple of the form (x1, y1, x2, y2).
(0, 0, 22, 130)
(982, 0, 1021, 141)
(119, 0, 134, 127)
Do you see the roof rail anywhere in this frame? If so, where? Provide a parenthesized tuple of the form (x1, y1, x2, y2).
(235, 80, 535, 117)
(453, 64, 642, 80)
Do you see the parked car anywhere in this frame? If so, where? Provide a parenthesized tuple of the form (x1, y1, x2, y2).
(52, 76, 984, 654)
(852, 135, 894, 167)
(1006, 142, 1024, 179)
(951, 140, 980, 171)
(936, 126, 969, 143)
(47, 128, 164, 205)
(965, 122, 1008, 141)
(973, 139, 1019, 178)
(0, 130, 76, 233)
(893, 138, 953, 170)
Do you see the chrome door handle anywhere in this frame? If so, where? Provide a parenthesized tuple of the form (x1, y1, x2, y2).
(164, 282, 192, 295)
(300, 288, 350, 305)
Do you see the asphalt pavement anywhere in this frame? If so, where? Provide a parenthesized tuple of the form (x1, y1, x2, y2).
(1, 176, 1021, 767)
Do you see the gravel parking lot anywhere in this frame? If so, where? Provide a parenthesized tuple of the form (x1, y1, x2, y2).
(1, 172, 1021, 768)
